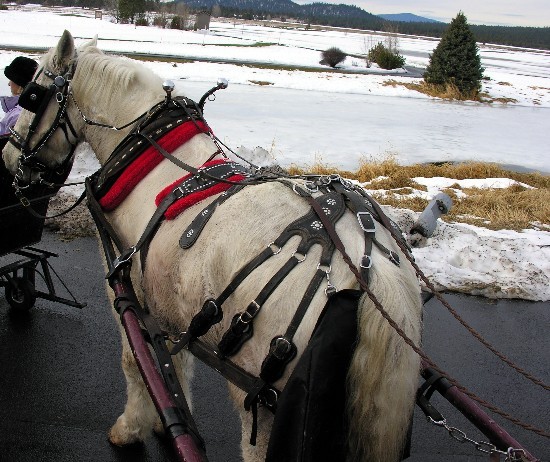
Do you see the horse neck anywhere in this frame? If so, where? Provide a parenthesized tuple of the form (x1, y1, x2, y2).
(71, 59, 165, 164)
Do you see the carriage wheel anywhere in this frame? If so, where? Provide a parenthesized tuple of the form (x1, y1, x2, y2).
(5, 277, 36, 311)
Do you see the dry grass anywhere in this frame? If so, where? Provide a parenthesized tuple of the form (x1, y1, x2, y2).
(383, 79, 518, 104)
(248, 80, 273, 86)
(288, 159, 550, 231)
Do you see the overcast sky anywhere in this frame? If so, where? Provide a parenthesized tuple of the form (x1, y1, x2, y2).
(292, 0, 549, 28)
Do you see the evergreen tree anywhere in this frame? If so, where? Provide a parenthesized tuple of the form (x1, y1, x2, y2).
(118, 0, 145, 23)
(424, 12, 484, 97)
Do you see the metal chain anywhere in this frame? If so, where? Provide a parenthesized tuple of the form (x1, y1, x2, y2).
(305, 176, 550, 440)
(427, 416, 530, 461)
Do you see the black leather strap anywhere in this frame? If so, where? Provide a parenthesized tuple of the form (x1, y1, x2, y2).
(179, 184, 246, 249)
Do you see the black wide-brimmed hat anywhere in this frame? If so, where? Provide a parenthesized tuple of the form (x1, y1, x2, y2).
(4, 56, 38, 88)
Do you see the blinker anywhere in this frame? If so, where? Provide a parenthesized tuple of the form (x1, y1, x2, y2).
(19, 81, 50, 113)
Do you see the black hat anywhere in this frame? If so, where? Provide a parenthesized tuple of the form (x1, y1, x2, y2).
(4, 56, 38, 88)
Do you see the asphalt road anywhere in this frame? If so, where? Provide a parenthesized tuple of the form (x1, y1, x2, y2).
(0, 229, 548, 462)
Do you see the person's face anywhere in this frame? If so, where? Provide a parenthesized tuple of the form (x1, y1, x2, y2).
(8, 80, 23, 96)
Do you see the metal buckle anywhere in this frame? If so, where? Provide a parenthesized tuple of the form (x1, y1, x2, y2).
(357, 212, 376, 233)
(261, 387, 279, 409)
(112, 246, 137, 268)
(291, 251, 307, 263)
(272, 336, 292, 357)
(268, 242, 281, 255)
(361, 255, 372, 269)
(389, 251, 400, 266)
(240, 301, 260, 324)
(304, 181, 318, 193)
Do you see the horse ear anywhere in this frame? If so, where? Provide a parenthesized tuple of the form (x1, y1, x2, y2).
(79, 34, 98, 51)
(52, 30, 76, 71)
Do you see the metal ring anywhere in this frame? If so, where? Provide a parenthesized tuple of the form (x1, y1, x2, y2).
(268, 242, 281, 255)
(292, 251, 307, 263)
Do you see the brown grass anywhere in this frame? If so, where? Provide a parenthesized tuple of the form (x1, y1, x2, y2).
(383, 79, 519, 104)
(383, 80, 479, 101)
(248, 80, 273, 86)
(288, 159, 550, 231)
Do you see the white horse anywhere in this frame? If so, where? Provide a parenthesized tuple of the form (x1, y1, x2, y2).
(3, 31, 422, 462)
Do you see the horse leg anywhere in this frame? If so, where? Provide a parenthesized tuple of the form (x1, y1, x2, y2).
(109, 333, 159, 445)
(109, 329, 196, 445)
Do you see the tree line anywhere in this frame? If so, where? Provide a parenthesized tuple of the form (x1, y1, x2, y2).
(28, 0, 550, 50)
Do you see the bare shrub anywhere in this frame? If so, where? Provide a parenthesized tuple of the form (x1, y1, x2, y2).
(320, 47, 347, 68)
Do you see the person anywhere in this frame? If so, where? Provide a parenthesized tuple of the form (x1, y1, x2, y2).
(0, 56, 38, 138)
(0, 56, 38, 206)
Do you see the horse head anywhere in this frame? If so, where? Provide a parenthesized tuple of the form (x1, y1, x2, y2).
(1, 31, 94, 185)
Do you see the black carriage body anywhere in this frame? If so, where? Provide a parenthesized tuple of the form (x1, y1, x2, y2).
(0, 152, 51, 256)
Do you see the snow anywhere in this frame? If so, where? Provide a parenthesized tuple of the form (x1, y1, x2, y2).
(1, 6, 549, 301)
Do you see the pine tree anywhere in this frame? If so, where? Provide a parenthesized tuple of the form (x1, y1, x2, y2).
(118, 0, 145, 23)
(424, 12, 484, 97)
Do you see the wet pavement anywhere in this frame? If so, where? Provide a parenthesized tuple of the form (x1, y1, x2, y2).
(1, 229, 548, 461)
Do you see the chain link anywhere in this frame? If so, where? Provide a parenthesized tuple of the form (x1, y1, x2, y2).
(427, 417, 530, 461)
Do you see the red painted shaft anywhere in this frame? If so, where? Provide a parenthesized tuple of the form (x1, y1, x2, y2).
(121, 306, 207, 462)
(421, 364, 538, 461)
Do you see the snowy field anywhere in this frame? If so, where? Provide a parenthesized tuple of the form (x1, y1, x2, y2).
(0, 6, 549, 301)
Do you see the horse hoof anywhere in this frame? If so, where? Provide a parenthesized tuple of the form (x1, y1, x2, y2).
(108, 416, 143, 446)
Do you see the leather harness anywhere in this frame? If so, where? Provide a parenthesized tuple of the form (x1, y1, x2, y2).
(82, 95, 409, 447)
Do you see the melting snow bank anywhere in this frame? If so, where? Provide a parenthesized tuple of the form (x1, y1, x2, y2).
(61, 148, 550, 302)
(387, 207, 550, 301)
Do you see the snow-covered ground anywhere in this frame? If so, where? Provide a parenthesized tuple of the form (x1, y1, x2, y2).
(1, 6, 549, 301)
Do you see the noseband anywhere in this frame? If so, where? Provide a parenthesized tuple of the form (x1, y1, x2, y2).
(9, 65, 79, 195)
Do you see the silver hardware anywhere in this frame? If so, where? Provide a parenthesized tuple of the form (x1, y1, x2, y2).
(361, 255, 372, 269)
(389, 251, 400, 266)
(240, 301, 260, 324)
(426, 416, 527, 461)
(268, 242, 281, 255)
(113, 246, 137, 267)
(318, 263, 337, 295)
(304, 181, 318, 192)
(263, 388, 278, 407)
(217, 77, 228, 89)
(162, 80, 175, 93)
(54, 75, 66, 87)
(291, 251, 307, 263)
(357, 211, 376, 233)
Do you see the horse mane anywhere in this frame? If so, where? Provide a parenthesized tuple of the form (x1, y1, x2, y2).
(71, 47, 163, 110)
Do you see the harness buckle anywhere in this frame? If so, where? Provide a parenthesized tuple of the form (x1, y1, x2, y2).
(271, 336, 293, 358)
(18, 195, 31, 207)
(361, 255, 372, 269)
(268, 242, 281, 255)
(304, 181, 318, 193)
(389, 251, 400, 266)
(357, 212, 376, 233)
(240, 301, 261, 324)
(111, 246, 137, 271)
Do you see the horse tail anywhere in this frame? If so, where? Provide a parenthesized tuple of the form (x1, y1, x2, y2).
(346, 258, 422, 462)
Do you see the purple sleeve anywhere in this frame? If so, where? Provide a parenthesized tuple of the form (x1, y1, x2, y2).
(0, 106, 22, 136)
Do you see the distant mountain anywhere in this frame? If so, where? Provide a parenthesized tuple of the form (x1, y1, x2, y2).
(377, 13, 441, 23)
(177, 0, 549, 50)
(180, 0, 388, 30)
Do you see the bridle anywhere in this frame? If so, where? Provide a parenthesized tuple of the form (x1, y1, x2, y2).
(6, 58, 147, 216)
(8, 63, 79, 203)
